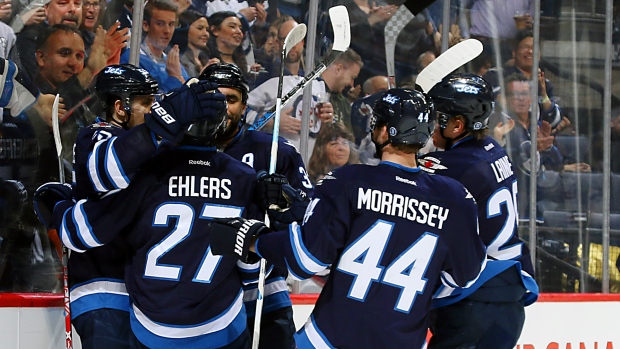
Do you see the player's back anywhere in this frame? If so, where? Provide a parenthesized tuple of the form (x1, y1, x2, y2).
(59, 146, 260, 348)
(294, 162, 485, 348)
(421, 136, 538, 306)
(119, 147, 259, 348)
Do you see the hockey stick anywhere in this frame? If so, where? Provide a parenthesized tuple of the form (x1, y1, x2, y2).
(52, 94, 73, 349)
(415, 38, 483, 93)
(249, 5, 351, 131)
(252, 22, 307, 349)
(384, 5, 414, 89)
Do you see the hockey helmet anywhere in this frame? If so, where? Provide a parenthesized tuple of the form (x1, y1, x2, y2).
(199, 63, 249, 104)
(95, 64, 158, 123)
(179, 110, 228, 146)
(369, 88, 435, 147)
(427, 73, 494, 131)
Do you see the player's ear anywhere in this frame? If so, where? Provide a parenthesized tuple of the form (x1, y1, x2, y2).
(114, 100, 126, 119)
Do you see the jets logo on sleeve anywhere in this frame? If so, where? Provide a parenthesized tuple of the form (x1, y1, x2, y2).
(420, 156, 447, 173)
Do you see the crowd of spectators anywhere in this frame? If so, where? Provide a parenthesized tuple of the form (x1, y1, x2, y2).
(0, 0, 618, 293)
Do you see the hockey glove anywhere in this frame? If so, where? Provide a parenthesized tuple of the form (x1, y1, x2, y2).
(256, 170, 310, 231)
(209, 218, 270, 261)
(145, 80, 227, 142)
(33, 182, 73, 229)
(256, 170, 290, 210)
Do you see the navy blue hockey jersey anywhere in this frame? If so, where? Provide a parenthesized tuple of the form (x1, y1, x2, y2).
(255, 162, 486, 349)
(421, 136, 539, 307)
(56, 147, 262, 348)
(223, 127, 314, 316)
(68, 120, 159, 320)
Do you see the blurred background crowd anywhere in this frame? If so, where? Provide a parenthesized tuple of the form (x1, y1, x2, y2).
(1, 0, 620, 294)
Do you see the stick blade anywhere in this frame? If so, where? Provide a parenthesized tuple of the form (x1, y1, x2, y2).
(283, 23, 307, 57)
(416, 39, 483, 93)
(329, 5, 351, 52)
(402, 0, 437, 16)
(385, 5, 415, 88)
(52, 94, 62, 157)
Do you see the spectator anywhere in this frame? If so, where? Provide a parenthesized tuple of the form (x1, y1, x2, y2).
(339, 0, 397, 85)
(12, 0, 82, 80)
(361, 75, 388, 96)
(180, 10, 214, 77)
(207, 11, 250, 75)
(120, 0, 189, 92)
(462, 0, 534, 64)
(80, 0, 104, 32)
(321, 48, 363, 133)
(80, 0, 105, 54)
(254, 15, 304, 86)
(350, 75, 389, 145)
(503, 73, 563, 220)
(415, 50, 436, 73)
(35, 24, 125, 163)
(246, 17, 335, 156)
(307, 121, 359, 184)
(484, 29, 562, 130)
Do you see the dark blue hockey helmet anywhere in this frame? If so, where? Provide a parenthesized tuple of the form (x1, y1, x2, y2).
(427, 73, 494, 131)
(179, 108, 228, 146)
(369, 88, 435, 147)
(95, 64, 158, 126)
(199, 63, 249, 104)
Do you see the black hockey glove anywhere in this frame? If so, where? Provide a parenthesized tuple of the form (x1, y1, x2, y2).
(256, 170, 310, 231)
(209, 218, 270, 261)
(145, 80, 227, 142)
(256, 170, 290, 210)
(33, 182, 73, 229)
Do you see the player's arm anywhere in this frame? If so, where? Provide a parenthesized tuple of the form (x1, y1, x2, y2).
(439, 183, 487, 289)
(34, 180, 146, 253)
(82, 124, 158, 193)
(210, 172, 350, 280)
(242, 175, 350, 279)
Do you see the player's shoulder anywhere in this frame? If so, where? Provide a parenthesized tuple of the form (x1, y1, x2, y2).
(248, 130, 301, 154)
(215, 150, 256, 175)
(315, 163, 372, 186)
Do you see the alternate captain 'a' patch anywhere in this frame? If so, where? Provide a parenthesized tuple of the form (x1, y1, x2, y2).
(420, 156, 447, 173)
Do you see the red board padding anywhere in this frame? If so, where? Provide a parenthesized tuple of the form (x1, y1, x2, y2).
(1, 293, 620, 308)
(0, 293, 63, 307)
(289, 293, 620, 305)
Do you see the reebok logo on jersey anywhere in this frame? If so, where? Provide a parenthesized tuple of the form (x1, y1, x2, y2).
(395, 176, 417, 186)
(420, 156, 447, 173)
(189, 160, 210, 166)
(484, 142, 495, 151)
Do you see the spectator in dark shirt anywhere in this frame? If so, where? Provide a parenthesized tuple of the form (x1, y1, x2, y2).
(13, 0, 82, 80)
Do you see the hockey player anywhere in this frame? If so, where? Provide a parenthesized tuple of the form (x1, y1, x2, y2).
(199, 62, 313, 349)
(35, 106, 263, 348)
(420, 73, 539, 349)
(209, 88, 487, 349)
(36, 63, 227, 348)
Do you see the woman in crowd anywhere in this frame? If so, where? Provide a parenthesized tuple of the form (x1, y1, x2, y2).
(207, 11, 249, 74)
(180, 10, 218, 77)
(308, 121, 359, 184)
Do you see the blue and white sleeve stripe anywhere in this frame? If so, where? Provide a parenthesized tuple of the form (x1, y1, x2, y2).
(288, 223, 329, 280)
